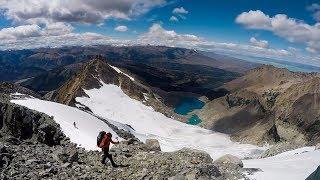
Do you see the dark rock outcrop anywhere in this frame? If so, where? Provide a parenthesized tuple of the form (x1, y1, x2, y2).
(0, 82, 40, 98)
(0, 101, 64, 146)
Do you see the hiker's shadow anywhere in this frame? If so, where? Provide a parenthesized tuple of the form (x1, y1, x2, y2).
(118, 164, 130, 168)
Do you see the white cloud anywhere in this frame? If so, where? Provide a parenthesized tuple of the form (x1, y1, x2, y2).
(0, 22, 120, 50)
(0, 0, 166, 50)
(169, 16, 178, 22)
(307, 3, 320, 21)
(43, 22, 74, 36)
(0, 0, 167, 24)
(138, 23, 201, 46)
(172, 7, 188, 14)
(138, 23, 294, 60)
(249, 37, 269, 48)
(236, 10, 320, 53)
(235, 10, 271, 29)
(0, 31, 121, 50)
(114, 25, 128, 32)
(0, 25, 41, 40)
(306, 41, 320, 53)
(0, 22, 74, 41)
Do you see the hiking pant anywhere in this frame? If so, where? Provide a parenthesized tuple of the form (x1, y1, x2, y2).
(101, 147, 116, 167)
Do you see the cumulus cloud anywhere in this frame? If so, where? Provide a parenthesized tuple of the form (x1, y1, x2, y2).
(0, 22, 118, 50)
(172, 7, 188, 14)
(236, 10, 320, 53)
(138, 23, 201, 46)
(170, 7, 188, 21)
(169, 16, 178, 22)
(249, 37, 269, 48)
(0, 0, 167, 24)
(0, 32, 119, 50)
(0, 24, 41, 40)
(43, 22, 74, 36)
(114, 25, 128, 32)
(235, 10, 271, 29)
(307, 3, 320, 22)
(306, 41, 320, 53)
(0, 22, 74, 41)
(0, 0, 168, 50)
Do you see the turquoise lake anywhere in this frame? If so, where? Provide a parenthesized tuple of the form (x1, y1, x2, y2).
(187, 114, 202, 125)
(174, 97, 204, 125)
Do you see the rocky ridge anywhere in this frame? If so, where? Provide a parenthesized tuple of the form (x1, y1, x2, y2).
(198, 65, 320, 147)
(49, 56, 183, 120)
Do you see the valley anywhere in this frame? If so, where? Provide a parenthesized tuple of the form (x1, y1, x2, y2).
(0, 46, 320, 179)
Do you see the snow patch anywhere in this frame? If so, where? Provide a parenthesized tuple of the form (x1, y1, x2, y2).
(11, 98, 121, 151)
(109, 65, 135, 81)
(143, 93, 149, 101)
(243, 147, 320, 180)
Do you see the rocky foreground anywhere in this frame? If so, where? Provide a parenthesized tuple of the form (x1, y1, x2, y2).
(0, 95, 255, 180)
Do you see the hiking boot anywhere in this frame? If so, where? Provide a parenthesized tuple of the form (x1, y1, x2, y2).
(112, 164, 119, 168)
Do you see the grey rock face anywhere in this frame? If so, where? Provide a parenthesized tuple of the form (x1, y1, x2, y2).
(213, 154, 246, 179)
(0, 101, 65, 146)
(144, 139, 161, 152)
(214, 154, 243, 168)
(0, 144, 13, 169)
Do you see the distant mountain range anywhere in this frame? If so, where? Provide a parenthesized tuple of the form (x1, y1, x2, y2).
(227, 54, 320, 73)
(0, 46, 259, 103)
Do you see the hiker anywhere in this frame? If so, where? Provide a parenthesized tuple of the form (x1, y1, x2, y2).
(73, 122, 77, 129)
(98, 132, 119, 167)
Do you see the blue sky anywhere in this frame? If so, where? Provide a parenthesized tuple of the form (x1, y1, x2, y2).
(0, 0, 320, 67)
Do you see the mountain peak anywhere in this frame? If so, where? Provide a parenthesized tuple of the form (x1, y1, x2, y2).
(50, 57, 128, 105)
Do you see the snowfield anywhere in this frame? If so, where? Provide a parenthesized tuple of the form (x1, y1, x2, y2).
(11, 82, 320, 179)
(75, 82, 264, 160)
(243, 147, 320, 180)
(11, 97, 121, 151)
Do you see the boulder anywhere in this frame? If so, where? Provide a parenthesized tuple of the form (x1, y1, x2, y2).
(316, 143, 320, 150)
(0, 144, 7, 153)
(37, 123, 64, 146)
(68, 149, 79, 163)
(53, 153, 69, 163)
(0, 145, 12, 169)
(214, 154, 243, 168)
(53, 149, 79, 163)
(144, 139, 161, 152)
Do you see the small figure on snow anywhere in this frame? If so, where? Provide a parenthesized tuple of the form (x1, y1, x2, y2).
(73, 122, 78, 129)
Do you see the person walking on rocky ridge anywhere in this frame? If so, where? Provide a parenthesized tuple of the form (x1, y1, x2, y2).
(97, 132, 119, 167)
